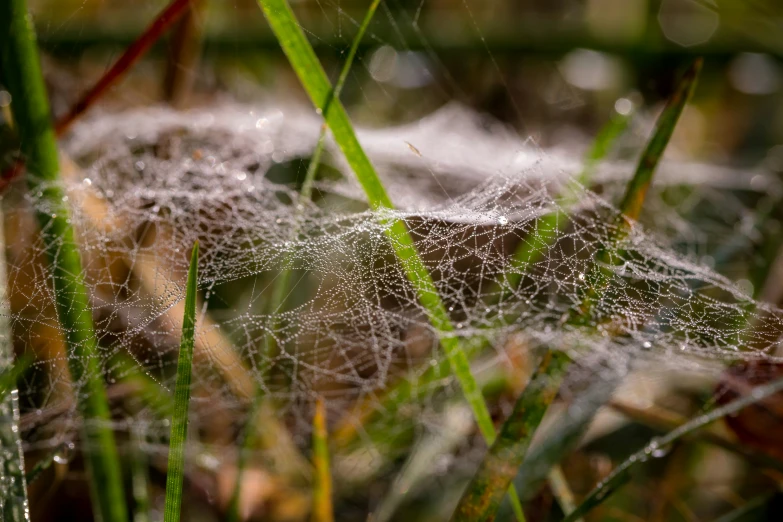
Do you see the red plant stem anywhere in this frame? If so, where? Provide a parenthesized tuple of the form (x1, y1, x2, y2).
(55, 0, 193, 135)
(1, 0, 193, 191)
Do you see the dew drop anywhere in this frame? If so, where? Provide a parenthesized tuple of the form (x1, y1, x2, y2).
(236, 172, 247, 181)
(497, 215, 509, 226)
(134, 161, 145, 171)
(642, 341, 652, 349)
(578, 273, 585, 281)
(83, 178, 92, 186)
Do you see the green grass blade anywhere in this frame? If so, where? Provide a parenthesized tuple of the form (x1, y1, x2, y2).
(163, 241, 199, 522)
(562, 374, 783, 522)
(299, 0, 382, 202)
(490, 61, 702, 521)
(502, 106, 633, 292)
(450, 351, 569, 522)
(255, 0, 496, 464)
(335, 108, 632, 447)
(0, 2, 128, 521)
(230, 5, 383, 519)
(619, 59, 702, 223)
(312, 398, 334, 522)
(255, 2, 528, 515)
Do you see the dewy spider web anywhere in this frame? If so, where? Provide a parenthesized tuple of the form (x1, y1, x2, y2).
(6, 100, 782, 458)
(7, 2, 783, 515)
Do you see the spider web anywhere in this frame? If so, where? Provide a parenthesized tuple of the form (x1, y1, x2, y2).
(6, 0, 783, 518)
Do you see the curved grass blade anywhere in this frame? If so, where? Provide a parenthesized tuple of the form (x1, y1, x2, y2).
(254, 1, 526, 515)
(561, 373, 783, 522)
(471, 59, 703, 522)
(619, 59, 702, 224)
(334, 100, 634, 448)
(0, 2, 128, 520)
(163, 241, 199, 522)
(312, 398, 334, 522)
(450, 351, 569, 522)
(229, 4, 382, 519)
(257, 0, 494, 475)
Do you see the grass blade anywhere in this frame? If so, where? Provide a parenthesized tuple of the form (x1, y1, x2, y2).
(450, 351, 569, 522)
(230, 4, 382, 518)
(477, 60, 702, 522)
(562, 374, 783, 522)
(254, 1, 527, 515)
(256, 0, 494, 451)
(335, 100, 634, 448)
(312, 398, 334, 522)
(163, 241, 199, 522)
(619, 59, 703, 224)
(0, 2, 128, 520)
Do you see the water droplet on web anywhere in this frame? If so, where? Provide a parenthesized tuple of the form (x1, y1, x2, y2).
(151, 205, 160, 213)
(276, 218, 283, 224)
(448, 306, 454, 312)
(83, 178, 92, 186)
(643, 341, 652, 349)
(134, 161, 145, 172)
(236, 172, 247, 181)
(315, 107, 323, 115)
(429, 359, 437, 366)
(255, 118, 267, 128)
(54, 442, 74, 464)
(456, 323, 463, 329)
(578, 273, 585, 281)
(497, 215, 508, 226)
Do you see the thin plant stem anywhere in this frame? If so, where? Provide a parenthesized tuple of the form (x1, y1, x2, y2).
(562, 373, 783, 522)
(163, 241, 199, 522)
(0, 1, 128, 520)
(450, 351, 569, 522)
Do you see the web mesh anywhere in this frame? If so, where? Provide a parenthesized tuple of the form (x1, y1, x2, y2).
(8, 102, 782, 463)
